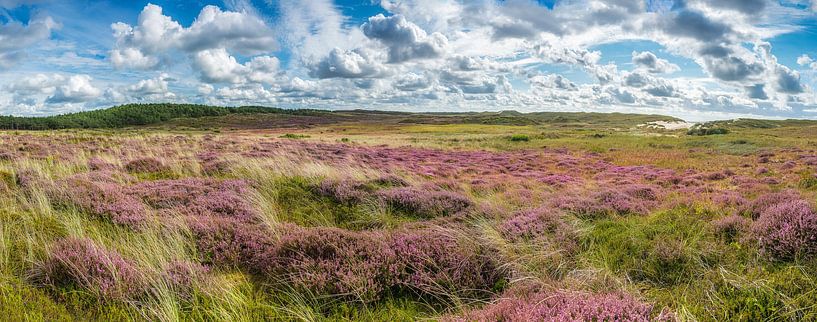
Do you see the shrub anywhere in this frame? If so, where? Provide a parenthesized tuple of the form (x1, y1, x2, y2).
(687, 128, 729, 136)
(389, 228, 503, 301)
(124, 157, 169, 173)
(130, 178, 257, 222)
(267, 226, 396, 302)
(280, 133, 310, 139)
(163, 260, 209, 295)
(87, 157, 116, 171)
(712, 214, 751, 243)
(54, 175, 147, 227)
(315, 179, 370, 204)
(35, 238, 143, 300)
(378, 187, 473, 219)
(554, 185, 659, 219)
(187, 217, 275, 268)
(501, 208, 578, 254)
(752, 199, 817, 260)
(509, 134, 530, 142)
(449, 290, 666, 321)
(744, 190, 802, 220)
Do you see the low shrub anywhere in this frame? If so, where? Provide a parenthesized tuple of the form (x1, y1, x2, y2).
(752, 199, 817, 260)
(390, 228, 504, 301)
(712, 214, 752, 243)
(501, 208, 578, 254)
(124, 157, 169, 173)
(35, 238, 143, 300)
(509, 134, 530, 142)
(687, 128, 729, 136)
(449, 290, 667, 321)
(54, 175, 147, 227)
(268, 226, 396, 303)
(378, 187, 473, 219)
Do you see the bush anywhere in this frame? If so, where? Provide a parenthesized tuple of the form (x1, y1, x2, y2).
(378, 187, 473, 219)
(54, 174, 147, 227)
(124, 157, 169, 173)
(509, 134, 530, 142)
(687, 128, 729, 136)
(449, 290, 666, 321)
(35, 238, 143, 300)
(712, 214, 751, 243)
(267, 226, 396, 302)
(130, 178, 257, 222)
(390, 228, 503, 301)
(752, 199, 817, 260)
(501, 208, 578, 253)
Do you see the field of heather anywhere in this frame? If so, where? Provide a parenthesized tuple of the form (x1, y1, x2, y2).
(1, 116, 817, 321)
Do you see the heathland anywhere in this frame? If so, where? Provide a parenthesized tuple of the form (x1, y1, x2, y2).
(1, 104, 817, 321)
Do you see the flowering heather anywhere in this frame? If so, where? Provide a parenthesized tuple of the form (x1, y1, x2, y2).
(377, 187, 473, 219)
(87, 157, 116, 171)
(712, 214, 752, 242)
(130, 178, 257, 222)
(501, 208, 578, 253)
(163, 260, 209, 294)
(449, 290, 665, 322)
(744, 190, 803, 219)
(267, 226, 396, 302)
(315, 179, 371, 204)
(36, 238, 143, 300)
(187, 216, 276, 270)
(389, 229, 502, 300)
(554, 184, 659, 219)
(54, 174, 147, 227)
(752, 199, 817, 260)
(124, 157, 169, 173)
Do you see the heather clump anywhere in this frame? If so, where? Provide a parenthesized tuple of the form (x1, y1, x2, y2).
(315, 178, 371, 204)
(389, 228, 503, 301)
(712, 214, 752, 243)
(267, 226, 396, 302)
(752, 199, 817, 260)
(449, 290, 666, 322)
(130, 178, 257, 222)
(744, 190, 802, 219)
(187, 217, 274, 268)
(501, 207, 578, 254)
(34, 238, 144, 300)
(378, 187, 473, 219)
(53, 174, 147, 227)
(125, 157, 170, 173)
(554, 185, 659, 219)
(87, 157, 116, 171)
(163, 260, 209, 295)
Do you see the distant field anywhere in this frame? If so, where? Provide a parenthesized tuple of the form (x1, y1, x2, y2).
(1, 105, 817, 321)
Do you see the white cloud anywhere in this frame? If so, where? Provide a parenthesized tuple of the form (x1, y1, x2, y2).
(0, 15, 57, 69)
(309, 48, 388, 79)
(110, 4, 276, 70)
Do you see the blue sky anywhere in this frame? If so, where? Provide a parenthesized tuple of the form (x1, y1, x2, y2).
(1, 0, 817, 121)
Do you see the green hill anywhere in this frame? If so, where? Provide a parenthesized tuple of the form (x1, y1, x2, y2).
(0, 103, 686, 130)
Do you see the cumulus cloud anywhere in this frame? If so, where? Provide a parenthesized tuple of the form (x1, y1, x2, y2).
(309, 48, 388, 79)
(632, 51, 680, 74)
(45, 75, 102, 103)
(362, 14, 448, 63)
(110, 4, 276, 70)
(0, 15, 57, 69)
(530, 74, 578, 91)
(798, 54, 817, 70)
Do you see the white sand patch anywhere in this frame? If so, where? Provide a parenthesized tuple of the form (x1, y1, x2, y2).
(638, 121, 695, 130)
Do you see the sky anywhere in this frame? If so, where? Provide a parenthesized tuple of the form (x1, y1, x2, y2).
(1, 0, 817, 121)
